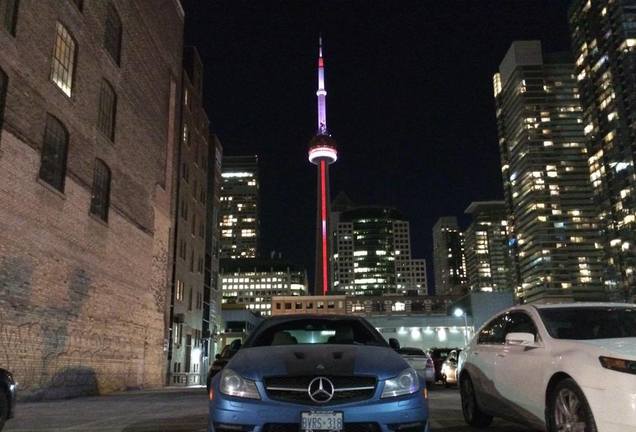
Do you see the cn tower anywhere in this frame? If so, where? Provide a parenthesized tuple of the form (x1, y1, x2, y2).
(308, 36, 337, 296)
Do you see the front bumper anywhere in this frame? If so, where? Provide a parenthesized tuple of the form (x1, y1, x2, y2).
(582, 382, 636, 432)
(209, 383, 428, 432)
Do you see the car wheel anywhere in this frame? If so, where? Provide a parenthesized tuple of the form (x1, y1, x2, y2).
(548, 378, 597, 432)
(460, 375, 493, 428)
(0, 390, 8, 432)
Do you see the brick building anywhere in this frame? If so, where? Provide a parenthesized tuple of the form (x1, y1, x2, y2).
(0, 0, 184, 398)
(167, 47, 211, 385)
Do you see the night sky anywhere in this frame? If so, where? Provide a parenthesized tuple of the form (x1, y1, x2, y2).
(182, 0, 572, 293)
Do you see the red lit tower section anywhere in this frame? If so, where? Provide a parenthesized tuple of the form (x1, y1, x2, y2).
(309, 36, 337, 295)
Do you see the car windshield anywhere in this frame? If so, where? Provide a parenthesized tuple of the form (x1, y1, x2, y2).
(539, 307, 636, 340)
(245, 318, 387, 347)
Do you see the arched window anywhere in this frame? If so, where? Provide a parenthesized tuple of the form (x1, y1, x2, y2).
(39, 114, 69, 192)
(50, 22, 77, 97)
(90, 158, 111, 221)
(0, 67, 7, 130)
(104, 4, 122, 65)
(97, 79, 116, 140)
(1, 0, 19, 35)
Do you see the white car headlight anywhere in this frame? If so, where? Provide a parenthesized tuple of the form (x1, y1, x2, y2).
(219, 368, 260, 399)
(381, 368, 419, 398)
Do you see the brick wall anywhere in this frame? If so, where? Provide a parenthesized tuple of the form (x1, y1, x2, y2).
(0, 0, 184, 399)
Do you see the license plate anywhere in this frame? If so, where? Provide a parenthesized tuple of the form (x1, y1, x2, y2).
(301, 411, 343, 431)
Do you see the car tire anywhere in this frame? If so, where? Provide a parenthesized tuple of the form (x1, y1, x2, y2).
(460, 375, 493, 428)
(547, 378, 597, 432)
(0, 390, 8, 432)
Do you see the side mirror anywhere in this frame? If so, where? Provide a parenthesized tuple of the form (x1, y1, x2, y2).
(505, 332, 536, 346)
(388, 338, 400, 351)
(215, 354, 221, 360)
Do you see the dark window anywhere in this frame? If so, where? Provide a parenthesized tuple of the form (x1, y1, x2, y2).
(0, 67, 7, 130)
(70, 0, 83, 11)
(188, 287, 192, 311)
(540, 307, 636, 340)
(0, 0, 19, 35)
(103, 4, 122, 65)
(506, 312, 538, 338)
(178, 239, 186, 259)
(181, 162, 189, 182)
(189, 248, 194, 272)
(39, 115, 69, 191)
(191, 213, 196, 235)
(477, 314, 507, 345)
(50, 22, 76, 97)
(97, 80, 116, 140)
(90, 159, 111, 221)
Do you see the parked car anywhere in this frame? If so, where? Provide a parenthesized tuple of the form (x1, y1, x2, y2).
(0, 369, 16, 432)
(206, 339, 242, 391)
(208, 315, 429, 432)
(458, 303, 636, 432)
(429, 347, 459, 382)
(440, 349, 461, 387)
(398, 347, 436, 384)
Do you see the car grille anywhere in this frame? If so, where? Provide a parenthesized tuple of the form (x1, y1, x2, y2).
(264, 376, 376, 405)
(263, 423, 380, 432)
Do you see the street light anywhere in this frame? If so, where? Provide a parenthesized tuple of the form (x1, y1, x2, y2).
(454, 308, 469, 346)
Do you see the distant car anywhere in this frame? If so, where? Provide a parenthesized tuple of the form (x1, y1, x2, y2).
(208, 314, 429, 432)
(0, 369, 16, 432)
(206, 339, 242, 391)
(458, 303, 636, 432)
(440, 349, 460, 387)
(429, 347, 458, 382)
(399, 347, 435, 384)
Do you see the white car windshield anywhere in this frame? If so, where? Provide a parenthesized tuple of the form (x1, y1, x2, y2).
(539, 307, 636, 339)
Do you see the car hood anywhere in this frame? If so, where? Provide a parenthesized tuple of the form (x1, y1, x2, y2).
(568, 337, 636, 360)
(227, 344, 409, 381)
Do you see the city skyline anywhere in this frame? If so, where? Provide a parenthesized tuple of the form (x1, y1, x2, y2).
(182, 1, 573, 292)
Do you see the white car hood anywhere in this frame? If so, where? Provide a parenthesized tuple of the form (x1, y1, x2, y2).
(571, 337, 636, 360)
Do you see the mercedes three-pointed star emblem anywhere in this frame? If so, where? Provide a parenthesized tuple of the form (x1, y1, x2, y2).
(308, 377, 335, 404)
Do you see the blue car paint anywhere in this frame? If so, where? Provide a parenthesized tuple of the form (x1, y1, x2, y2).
(208, 344, 429, 432)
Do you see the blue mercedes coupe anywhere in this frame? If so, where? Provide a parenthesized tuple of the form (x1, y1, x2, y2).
(208, 315, 429, 432)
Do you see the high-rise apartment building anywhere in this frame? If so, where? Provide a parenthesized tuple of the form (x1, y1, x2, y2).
(432, 217, 467, 296)
(0, 0, 184, 398)
(494, 40, 605, 303)
(569, 1, 636, 301)
(332, 207, 427, 296)
(220, 259, 308, 316)
(219, 155, 259, 259)
(464, 201, 514, 293)
(168, 47, 210, 386)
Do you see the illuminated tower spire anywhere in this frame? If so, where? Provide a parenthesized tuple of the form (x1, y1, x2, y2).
(317, 35, 327, 134)
(308, 36, 338, 295)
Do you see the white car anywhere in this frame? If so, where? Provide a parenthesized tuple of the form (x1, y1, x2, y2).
(458, 303, 636, 432)
(398, 347, 436, 384)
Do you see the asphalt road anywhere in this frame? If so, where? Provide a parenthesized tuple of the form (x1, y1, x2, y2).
(4, 386, 537, 432)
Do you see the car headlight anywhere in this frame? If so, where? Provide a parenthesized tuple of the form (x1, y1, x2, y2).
(381, 368, 419, 398)
(599, 356, 636, 375)
(219, 368, 260, 399)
